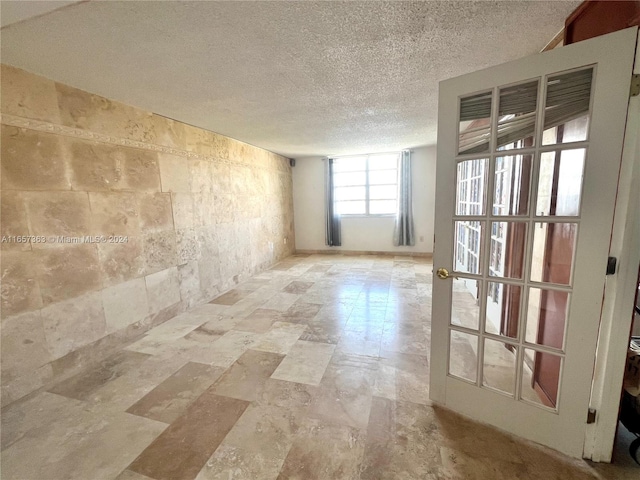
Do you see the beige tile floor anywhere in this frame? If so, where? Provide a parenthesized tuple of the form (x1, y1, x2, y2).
(1, 254, 638, 479)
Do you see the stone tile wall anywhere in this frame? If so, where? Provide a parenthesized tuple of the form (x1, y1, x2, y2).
(0, 65, 295, 406)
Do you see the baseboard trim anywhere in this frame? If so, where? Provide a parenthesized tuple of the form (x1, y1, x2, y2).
(295, 249, 433, 259)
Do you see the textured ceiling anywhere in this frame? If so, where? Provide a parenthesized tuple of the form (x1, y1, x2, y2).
(0, 1, 580, 158)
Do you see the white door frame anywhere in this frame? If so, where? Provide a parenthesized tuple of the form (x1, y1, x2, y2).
(584, 33, 640, 462)
(430, 27, 638, 459)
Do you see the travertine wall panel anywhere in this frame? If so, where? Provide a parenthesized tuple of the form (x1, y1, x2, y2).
(37, 244, 102, 305)
(40, 291, 107, 359)
(144, 230, 178, 274)
(145, 267, 181, 315)
(0, 310, 51, 383)
(0, 192, 30, 250)
(1, 250, 42, 316)
(178, 261, 200, 305)
(139, 193, 173, 232)
(1, 127, 69, 191)
(55, 82, 159, 144)
(98, 237, 146, 287)
(101, 278, 150, 334)
(0, 65, 295, 405)
(25, 191, 92, 237)
(89, 192, 140, 236)
(0, 66, 61, 124)
(158, 153, 190, 193)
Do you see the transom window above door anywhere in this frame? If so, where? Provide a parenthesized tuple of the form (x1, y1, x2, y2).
(332, 152, 399, 215)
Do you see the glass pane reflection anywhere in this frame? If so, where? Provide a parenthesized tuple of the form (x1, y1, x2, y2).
(451, 278, 481, 331)
(536, 149, 585, 217)
(542, 68, 593, 145)
(456, 159, 487, 216)
(485, 282, 521, 339)
(493, 155, 532, 216)
(521, 348, 561, 409)
(482, 338, 517, 396)
(454, 221, 483, 275)
(525, 287, 568, 349)
(449, 330, 478, 383)
(459, 91, 492, 154)
(530, 223, 577, 286)
(497, 80, 539, 150)
(489, 222, 526, 279)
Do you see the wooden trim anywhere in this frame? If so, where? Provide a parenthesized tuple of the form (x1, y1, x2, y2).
(533, 376, 556, 408)
(542, 28, 565, 52)
(564, 1, 591, 28)
(564, 1, 640, 45)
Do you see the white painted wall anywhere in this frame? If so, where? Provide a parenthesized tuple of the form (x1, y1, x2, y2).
(292, 145, 436, 254)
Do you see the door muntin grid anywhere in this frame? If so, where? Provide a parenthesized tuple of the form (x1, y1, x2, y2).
(447, 67, 595, 412)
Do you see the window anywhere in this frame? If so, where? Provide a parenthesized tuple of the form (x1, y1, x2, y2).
(332, 152, 398, 215)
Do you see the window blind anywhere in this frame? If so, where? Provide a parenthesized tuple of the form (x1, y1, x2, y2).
(458, 68, 593, 154)
(543, 68, 593, 132)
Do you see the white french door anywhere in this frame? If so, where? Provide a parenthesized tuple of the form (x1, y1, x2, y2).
(430, 27, 638, 458)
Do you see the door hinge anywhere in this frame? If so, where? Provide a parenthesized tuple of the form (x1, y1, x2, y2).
(606, 256, 617, 275)
(587, 408, 597, 424)
(631, 74, 640, 97)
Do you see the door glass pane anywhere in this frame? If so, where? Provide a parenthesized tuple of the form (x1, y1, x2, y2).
(489, 222, 526, 279)
(449, 330, 478, 383)
(530, 222, 577, 285)
(482, 338, 517, 396)
(334, 186, 366, 201)
(459, 91, 492, 155)
(369, 169, 397, 185)
(370, 185, 397, 200)
(493, 154, 532, 216)
(454, 221, 483, 275)
(451, 278, 481, 331)
(497, 80, 539, 150)
(542, 68, 593, 145)
(369, 200, 396, 215)
(536, 149, 585, 217)
(521, 348, 561, 409)
(456, 159, 487, 215)
(525, 287, 568, 350)
(337, 201, 365, 215)
(485, 282, 521, 339)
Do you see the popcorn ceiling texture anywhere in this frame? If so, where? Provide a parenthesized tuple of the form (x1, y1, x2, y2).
(0, 1, 580, 157)
(0, 65, 295, 406)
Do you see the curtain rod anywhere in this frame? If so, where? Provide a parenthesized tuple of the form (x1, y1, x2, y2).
(322, 149, 414, 160)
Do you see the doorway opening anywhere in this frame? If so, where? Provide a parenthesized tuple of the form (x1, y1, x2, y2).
(614, 266, 640, 464)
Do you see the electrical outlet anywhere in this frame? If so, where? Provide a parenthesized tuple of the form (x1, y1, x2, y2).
(284, 237, 287, 244)
(420, 236, 424, 242)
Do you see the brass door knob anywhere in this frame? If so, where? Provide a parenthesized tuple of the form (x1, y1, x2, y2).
(436, 268, 451, 279)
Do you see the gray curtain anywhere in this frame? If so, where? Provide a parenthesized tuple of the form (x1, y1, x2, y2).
(325, 158, 341, 246)
(393, 150, 415, 246)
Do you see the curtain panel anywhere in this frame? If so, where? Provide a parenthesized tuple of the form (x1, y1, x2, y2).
(325, 158, 342, 246)
(393, 149, 415, 246)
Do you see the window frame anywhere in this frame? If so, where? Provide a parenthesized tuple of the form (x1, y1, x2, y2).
(332, 153, 399, 217)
